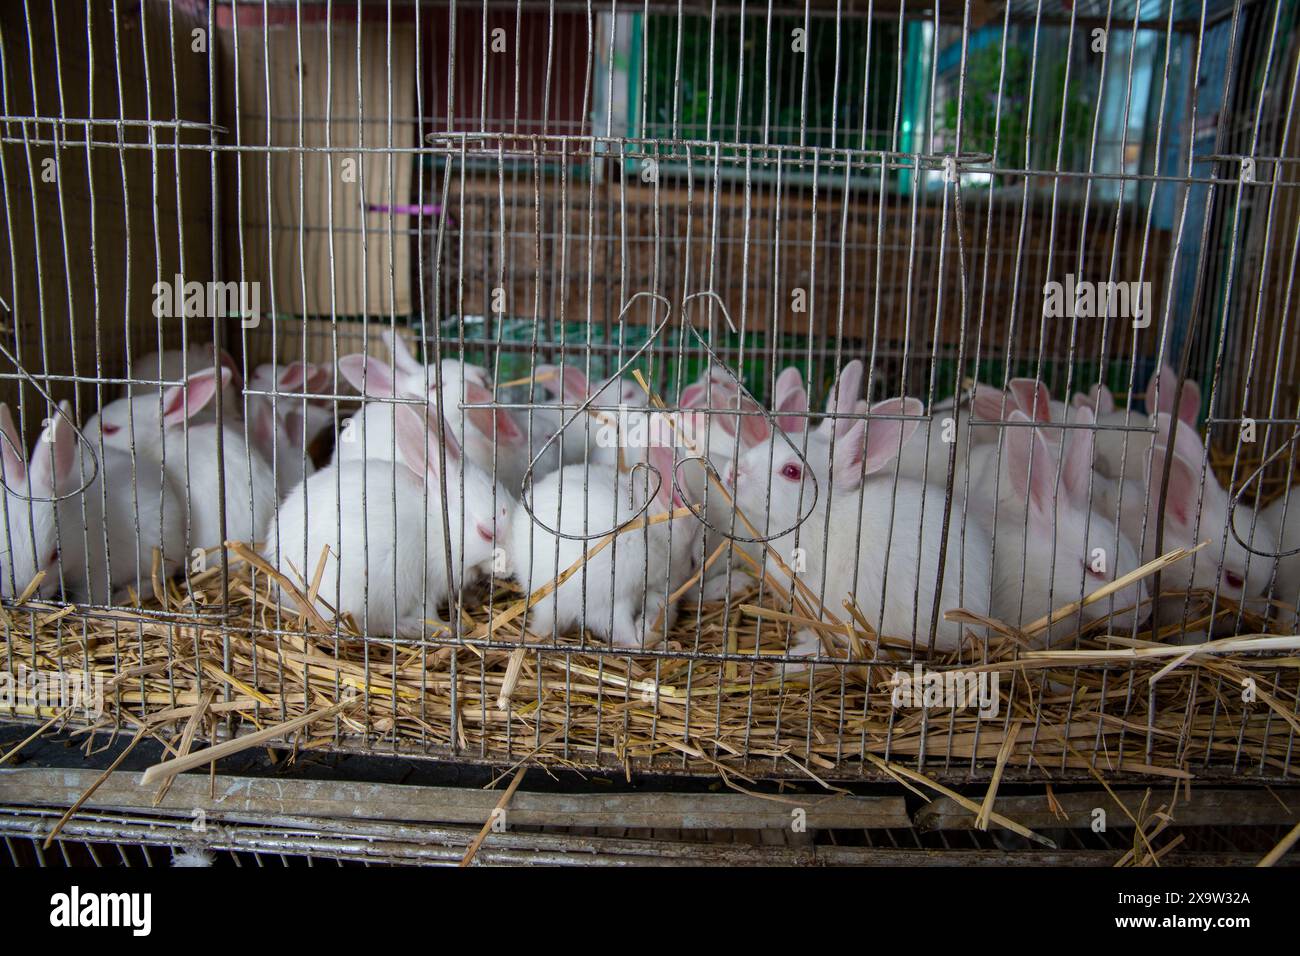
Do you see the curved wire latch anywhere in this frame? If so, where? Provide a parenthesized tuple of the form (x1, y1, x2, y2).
(668, 290, 819, 545)
(1227, 424, 1300, 559)
(0, 300, 101, 501)
(518, 291, 674, 541)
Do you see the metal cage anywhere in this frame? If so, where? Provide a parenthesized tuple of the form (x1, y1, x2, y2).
(0, 0, 1298, 796)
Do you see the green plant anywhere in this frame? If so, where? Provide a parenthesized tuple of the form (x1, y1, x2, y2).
(942, 35, 1095, 185)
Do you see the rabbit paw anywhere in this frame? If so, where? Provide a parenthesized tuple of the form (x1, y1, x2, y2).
(788, 629, 822, 657)
(699, 570, 751, 603)
(397, 614, 442, 639)
(766, 629, 824, 675)
(608, 608, 643, 649)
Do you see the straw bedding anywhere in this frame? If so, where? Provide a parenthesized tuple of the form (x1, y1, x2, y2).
(2, 536, 1297, 788)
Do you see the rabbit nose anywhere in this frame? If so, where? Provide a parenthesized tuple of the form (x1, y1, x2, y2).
(475, 522, 495, 543)
(724, 464, 736, 486)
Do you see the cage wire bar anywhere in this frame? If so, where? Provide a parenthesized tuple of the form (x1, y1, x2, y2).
(0, 0, 1295, 787)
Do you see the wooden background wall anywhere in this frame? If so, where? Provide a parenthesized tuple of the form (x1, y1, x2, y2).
(0, 0, 213, 439)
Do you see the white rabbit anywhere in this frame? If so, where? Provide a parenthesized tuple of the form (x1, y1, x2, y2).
(1087, 363, 1201, 481)
(247, 362, 335, 498)
(382, 327, 492, 395)
(0, 402, 184, 604)
(528, 363, 651, 471)
(1116, 414, 1276, 626)
(668, 366, 792, 602)
(129, 344, 242, 423)
(332, 352, 533, 494)
(967, 407, 1147, 638)
(897, 378, 1055, 487)
(675, 366, 771, 468)
(508, 432, 696, 649)
(1259, 493, 1300, 629)
(268, 404, 512, 638)
(0, 402, 70, 599)
(85, 367, 277, 554)
(728, 396, 993, 653)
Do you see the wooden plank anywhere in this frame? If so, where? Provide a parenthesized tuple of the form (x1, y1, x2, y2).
(3, 805, 1289, 867)
(0, 766, 911, 831)
(916, 788, 1300, 832)
(219, 22, 415, 319)
(0, 0, 213, 434)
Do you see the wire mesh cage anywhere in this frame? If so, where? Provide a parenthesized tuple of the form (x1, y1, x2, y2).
(0, 0, 1299, 791)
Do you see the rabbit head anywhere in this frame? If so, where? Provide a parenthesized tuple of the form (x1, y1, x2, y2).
(729, 396, 922, 535)
(1146, 412, 1274, 601)
(391, 403, 512, 572)
(1003, 407, 1146, 628)
(338, 353, 525, 455)
(248, 361, 335, 460)
(89, 366, 233, 452)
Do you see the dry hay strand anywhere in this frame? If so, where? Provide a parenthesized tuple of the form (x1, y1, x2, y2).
(1, 538, 1298, 786)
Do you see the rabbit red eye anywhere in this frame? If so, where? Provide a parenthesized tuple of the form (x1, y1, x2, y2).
(780, 463, 802, 482)
(102, 424, 120, 436)
(47, 548, 58, 566)
(1224, 571, 1244, 590)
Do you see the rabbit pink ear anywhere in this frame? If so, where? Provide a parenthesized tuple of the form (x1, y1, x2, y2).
(392, 404, 431, 480)
(1145, 363, 1201, 425)
(1072, 384, 1114, 415)
(738, 396, 770, 447)
(278, 362, 308, 391)
(303, 363, 333, 395)
(971, 384, 1013, 422)
(463, 363, 491, 388)
(1148, 443, 1203, 529)
(337, 354, 396, 398)
(861, 397, 922, 474)
(394, 404, 462, 481)
(162, 367, 231, 428)
(29, 402, 77, 495)
(832, 397, 921, 489)
(1061, 406, 1096, 505)
(1007, 378, 1053, 423)
(774, 367, 808, 434)
(553, 365, 592, 405)
(282, 410, 307, 450)
(1091, 383, 1116, 415)
(1152, 412, 1204, 467)
(461, 381, 523, 446)
(645, 441, 683, 511)
(679, 382, 705, 408)
(248, 400, 277, 459)
(1177, 381, 1201, 425)
(381, 327, 422, 375)
(0, 402, 26, 483)
(215, 348, 242, 390)
(1005, 410, 1058, 522)
(532, 364, 562, 397)
(824, 360, 864, 417)
(711, 390, 769, 447)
